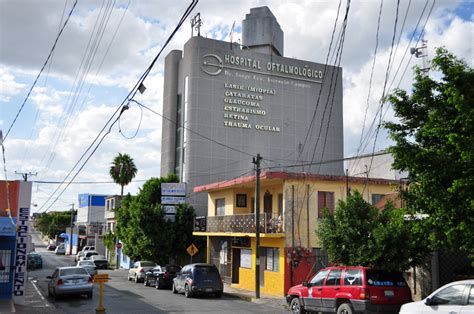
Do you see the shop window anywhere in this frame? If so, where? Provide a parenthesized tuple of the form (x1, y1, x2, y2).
(216, 198, 225, 216)
(318, 191, 335, 218)
(265, 248, 280, 272)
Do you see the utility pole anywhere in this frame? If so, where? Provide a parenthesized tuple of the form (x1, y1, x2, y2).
(410, 38, 430, 76)
(15, 171, 37, 181)
(69, 204, 75, 255)
(252, 153, 262, 299)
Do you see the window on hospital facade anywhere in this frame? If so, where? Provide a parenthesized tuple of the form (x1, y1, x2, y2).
(318, 191, 335, 218)
(266, 247, 280, 272)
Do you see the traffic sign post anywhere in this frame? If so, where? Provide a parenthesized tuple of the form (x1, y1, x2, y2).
(116, 242, 122, 250)
(93, 274, 109, 313)
(187, 243, 198, 263)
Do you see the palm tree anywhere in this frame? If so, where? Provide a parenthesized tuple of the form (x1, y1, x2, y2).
(109, 153, 138, 196)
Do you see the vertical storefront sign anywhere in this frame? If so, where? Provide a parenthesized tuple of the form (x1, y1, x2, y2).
(13, 207, 29, 301)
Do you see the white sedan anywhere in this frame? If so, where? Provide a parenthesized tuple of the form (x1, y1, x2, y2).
(399, 279, 474, 314)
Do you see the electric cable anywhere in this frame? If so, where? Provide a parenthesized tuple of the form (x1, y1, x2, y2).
(131, 100, 254, 157)
(36, 0, 198, 212)
(3, 0, 79, 141)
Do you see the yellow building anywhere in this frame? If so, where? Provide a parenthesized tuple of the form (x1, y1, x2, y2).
(193, 171, 398, 296)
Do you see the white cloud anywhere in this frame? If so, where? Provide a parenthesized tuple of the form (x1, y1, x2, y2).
(1, 1, 471, 211)
(0, 67, 26, 102)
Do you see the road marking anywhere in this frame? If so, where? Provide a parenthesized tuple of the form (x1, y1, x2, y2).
(30, 279, 52, 308)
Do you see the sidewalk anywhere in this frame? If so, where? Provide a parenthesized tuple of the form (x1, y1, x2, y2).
(223, 283, 288, 310)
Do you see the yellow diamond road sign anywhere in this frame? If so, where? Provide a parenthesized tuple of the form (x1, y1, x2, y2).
(187, 243, 198, 257)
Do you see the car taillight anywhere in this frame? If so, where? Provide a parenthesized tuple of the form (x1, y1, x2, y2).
(57, 279, 64, 285)
(359, 288, 370, 300)
(163, 272, 169, 278)
(187, 279, 193, 285)
(139, 268, 145, 273)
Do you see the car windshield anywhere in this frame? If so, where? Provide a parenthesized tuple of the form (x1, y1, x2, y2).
(86, 252, 98, 257)
(141, 262, 156, 267)
(60, 268, 89, 276)
(366, 270, 407, 287)
(194, 266, 220, 281)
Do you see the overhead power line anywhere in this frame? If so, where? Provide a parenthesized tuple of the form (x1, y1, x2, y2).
(3, 0, 79, 142)
(38, 0, 199, 213)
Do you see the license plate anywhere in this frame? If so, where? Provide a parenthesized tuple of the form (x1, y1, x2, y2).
(384, 290, 394, 297)
(205, 288, 213, 292)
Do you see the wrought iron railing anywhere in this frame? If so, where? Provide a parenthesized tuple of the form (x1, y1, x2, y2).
(194, 213, 284, 234)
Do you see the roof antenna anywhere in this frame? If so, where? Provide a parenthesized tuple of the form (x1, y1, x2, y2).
(191, 13, 203, 37)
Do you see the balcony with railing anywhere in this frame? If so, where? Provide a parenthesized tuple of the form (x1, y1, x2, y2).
(194, 213, 284, 235)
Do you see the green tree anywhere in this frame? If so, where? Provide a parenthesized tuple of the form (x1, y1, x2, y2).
(115, 174, 202, 263)
(109, 153, 138, 196)
(317, 191, 430, 271)
(36, 211, 74, 240)
(384, 48, 474, 259)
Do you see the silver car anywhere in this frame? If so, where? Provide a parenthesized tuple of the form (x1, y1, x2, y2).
(128, 261, 157, 283)
(76, 260, 97, 276)
(47, 266, 93, 299)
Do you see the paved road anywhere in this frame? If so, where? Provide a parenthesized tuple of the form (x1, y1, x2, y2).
(27, 231, 287, 313)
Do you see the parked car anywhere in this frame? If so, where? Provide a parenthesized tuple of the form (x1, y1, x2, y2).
(76, 260, 97, 276)
(79, 251, 99, 261)
(47, 243, 56, 251)
(286, 266, 412, 314)
(27, 253, 43, 270)
(172, 263, 223, 298)
(91, 255, 108, 269)
(75, 246, 96, 262)
(128, 261, 157, 283)
(144, 264, 181, 289)
(55, 244, 66, 255)
(399, 279, 474, 314)
(47, 266, 93, 299)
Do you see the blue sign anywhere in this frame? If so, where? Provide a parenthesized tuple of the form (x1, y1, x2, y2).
(0, 217, 16, 237)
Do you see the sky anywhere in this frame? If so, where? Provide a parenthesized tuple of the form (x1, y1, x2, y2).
(1, 0, 472, 214)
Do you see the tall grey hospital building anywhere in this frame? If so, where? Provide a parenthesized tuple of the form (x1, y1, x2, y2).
(161, 7, 344, 215)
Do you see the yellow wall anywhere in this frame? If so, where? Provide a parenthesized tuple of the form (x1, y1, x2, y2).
(236, 237, 285, 296)
(283, 179, 396, 248)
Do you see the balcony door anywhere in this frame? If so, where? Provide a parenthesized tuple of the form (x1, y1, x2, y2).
(263, 191, 272, 214)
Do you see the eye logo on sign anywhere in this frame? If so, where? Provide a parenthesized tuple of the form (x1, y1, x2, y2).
(201, 54, 223, 75)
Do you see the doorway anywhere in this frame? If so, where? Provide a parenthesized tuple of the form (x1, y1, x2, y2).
(232, 248, 240, 284)
(264, 191, 272, 214)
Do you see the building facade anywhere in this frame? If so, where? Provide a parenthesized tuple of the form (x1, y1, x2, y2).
(193, 171, 398, 296)
(75, 193, 108, 255)
(161, 7, 344, 215)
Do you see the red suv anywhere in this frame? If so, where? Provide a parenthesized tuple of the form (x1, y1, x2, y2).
(286, 266, 412, 314)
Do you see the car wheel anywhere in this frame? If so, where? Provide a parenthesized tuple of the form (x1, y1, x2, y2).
(156, 280, 163, 289)
(337, 303, 353, 314)
(290, 297, 306, 314)
(53, 288, 59, 300)
(172, 283, 178, 294)
(87, 291, 93, 299)
(184, 284, 192, 298)
(48, 287, 52, 297)
(134, 275, 139, 283)
(144, 278, 149, 286)
(127, 274, 131, 281)
(215, 291, 223, 298)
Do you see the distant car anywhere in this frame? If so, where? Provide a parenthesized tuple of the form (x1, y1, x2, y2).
(55, 244, 66, 255)
(76, 246, 96, 262)
(47, 266, 93, 299)
(144, 264, 181, 289)
(286, 266, 412, 314)
(76, 260, 97, 276)
(91, 255, 108, 269)
(172, 263, 223, 298)
(47, 243, 56, 251)
(27, 253, 43, 270)
(80, 251, 99, 261)
(399, 279, 474, 314)
(128, 261, 157, 283)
